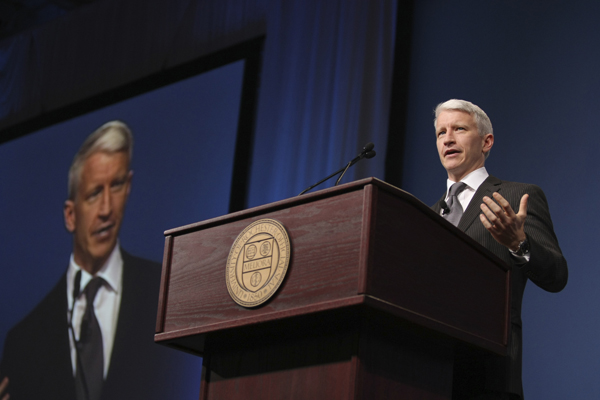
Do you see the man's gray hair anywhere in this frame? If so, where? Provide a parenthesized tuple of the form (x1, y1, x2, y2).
(68, 120, 133, 200)
(434, 99, 493, 137)
(434, 99, 493, 159)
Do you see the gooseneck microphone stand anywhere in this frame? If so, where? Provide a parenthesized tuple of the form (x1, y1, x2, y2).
(298, 142, 376, 196)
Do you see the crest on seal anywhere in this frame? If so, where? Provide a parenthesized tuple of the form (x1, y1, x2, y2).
(226, 219, 291, 307)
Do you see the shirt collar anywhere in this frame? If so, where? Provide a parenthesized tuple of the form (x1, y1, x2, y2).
(446, 167, 489, 194)
(67, 243, 123, 305)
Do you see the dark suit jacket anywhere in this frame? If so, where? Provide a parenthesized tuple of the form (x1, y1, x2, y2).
(0, 250, 186, 400)
(432, 175, 568, 398)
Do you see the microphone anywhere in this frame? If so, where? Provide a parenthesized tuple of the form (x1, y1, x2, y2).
(335, 143, 376, 186)
(68, 270, 91, 400)
(299, 142, 377, 195)
(361, 142, 375, 154)
(440, 200, 450, 215)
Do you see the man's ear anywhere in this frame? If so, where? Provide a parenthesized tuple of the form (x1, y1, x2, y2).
(126, 170, 133, 198)
(483, 133, 494, 154)
(64, 200, 76, 233)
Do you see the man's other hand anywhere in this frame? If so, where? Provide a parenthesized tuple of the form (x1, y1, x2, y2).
(479, 192, 528, 251)
(0, 376, 9, 400)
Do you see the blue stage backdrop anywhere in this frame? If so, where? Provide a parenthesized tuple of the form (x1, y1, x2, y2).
(402, 1, 600, 398)
(0, 59, 245, 397)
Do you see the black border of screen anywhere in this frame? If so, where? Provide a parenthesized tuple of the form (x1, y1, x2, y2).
(0, 36, 265, 212)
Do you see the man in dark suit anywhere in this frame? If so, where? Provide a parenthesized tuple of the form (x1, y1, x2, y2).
(431, 99, 568, 400)
(0, 121, 183, 400)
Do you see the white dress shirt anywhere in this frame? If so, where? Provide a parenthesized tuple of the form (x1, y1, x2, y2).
(444, 167, 489, 211)
(67, 244, 123, 378)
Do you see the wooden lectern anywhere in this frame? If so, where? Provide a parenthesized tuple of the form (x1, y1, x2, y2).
(155, 178, 510, 400)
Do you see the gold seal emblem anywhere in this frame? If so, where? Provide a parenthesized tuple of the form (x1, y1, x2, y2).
(226, 219, 291, 307)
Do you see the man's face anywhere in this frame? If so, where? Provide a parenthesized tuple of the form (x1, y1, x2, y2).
(435, 110, 493, 182)
(64, 151, 132, 274)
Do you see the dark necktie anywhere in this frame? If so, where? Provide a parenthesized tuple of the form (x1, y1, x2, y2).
(75, 277, 105, 400)
(443, 182, 467, 227)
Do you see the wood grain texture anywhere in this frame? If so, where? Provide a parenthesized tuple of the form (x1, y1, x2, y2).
(197, 310, 454, 400)
(357, 183, 375, 295)
(203, 328, 357, 400)
(355, 319, 453, 400)
(155, 178, 511, 399)
(366, 186, 509, 353)
(161, 187, 365, 337)
(156, 178, 509, 354)
(155, 235, 172, 333)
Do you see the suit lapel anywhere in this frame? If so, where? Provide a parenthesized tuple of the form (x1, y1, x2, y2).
(101, 250, 158, 400)
(103, 250, 134, 391)
(457, 175, 502, 232)
(43, 273, 79, 399)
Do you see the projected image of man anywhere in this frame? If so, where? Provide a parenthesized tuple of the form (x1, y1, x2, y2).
(0, 121, 178, 400)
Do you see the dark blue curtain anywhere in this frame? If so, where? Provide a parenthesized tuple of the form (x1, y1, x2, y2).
(402, 1, 600, 398)
(247, 0, 397, 206)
